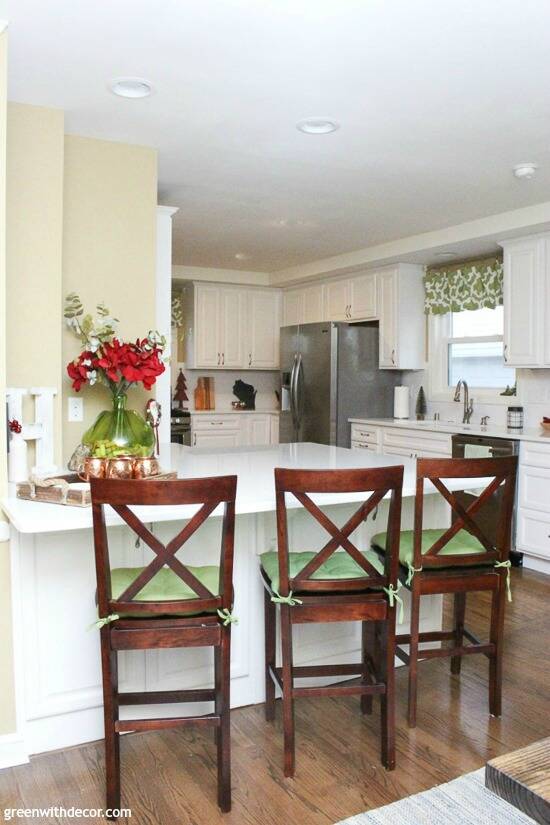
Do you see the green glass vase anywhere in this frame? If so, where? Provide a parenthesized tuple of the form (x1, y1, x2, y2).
(82, 393, 155, 458)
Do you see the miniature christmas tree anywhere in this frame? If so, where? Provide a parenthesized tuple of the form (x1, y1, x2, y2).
(173, 369, 189, 409)
(415, 385, 427, 420)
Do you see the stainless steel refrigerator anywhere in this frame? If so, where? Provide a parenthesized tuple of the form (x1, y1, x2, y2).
(279, 322, 402, 446)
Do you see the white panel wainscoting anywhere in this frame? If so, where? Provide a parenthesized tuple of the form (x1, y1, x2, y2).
(8, 493, 447, 762)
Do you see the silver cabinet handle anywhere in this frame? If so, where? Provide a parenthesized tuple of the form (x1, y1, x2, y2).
(222, 352, 225, 366)
(217, 352, 221, 365)
(503, 345, 508, 363)
(210, 421, 224, 426)
(193, 433, 197, 445)
(391, 349, 396, 365)
(248, 353, 252, 367)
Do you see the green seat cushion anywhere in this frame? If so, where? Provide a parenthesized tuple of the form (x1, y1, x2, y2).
(110, 564, 220, 618)
(259, 550, 384, 594)
(371, 528, 489, 570)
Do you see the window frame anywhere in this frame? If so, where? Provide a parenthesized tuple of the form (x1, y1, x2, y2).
(428, 312, 518, 404)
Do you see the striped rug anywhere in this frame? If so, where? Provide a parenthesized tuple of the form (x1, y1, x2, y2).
(336, 768, 533, 824)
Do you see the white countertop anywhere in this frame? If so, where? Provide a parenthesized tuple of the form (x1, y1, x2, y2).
(1, 442, 484, 535)
(189, 409, 280, 415)
(349, 417, 550, 443)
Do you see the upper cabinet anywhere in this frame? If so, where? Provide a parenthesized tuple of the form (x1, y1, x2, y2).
(349, 272, 377, 320)
(282, 284, 325, 325)
(501, 236, 544, 367)
(184, 282, 281, 370)
(325, 279, 351, 321)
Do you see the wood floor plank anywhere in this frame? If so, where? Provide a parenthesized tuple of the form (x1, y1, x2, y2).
(1, 567, 549, 824)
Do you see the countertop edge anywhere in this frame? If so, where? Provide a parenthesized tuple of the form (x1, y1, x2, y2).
(349, 417, 550, 444)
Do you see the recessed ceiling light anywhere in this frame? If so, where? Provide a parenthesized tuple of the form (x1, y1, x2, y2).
(513, 162, 538, 180)
(296, 118, 339, 135)
(435, 252, 456, 260)
(109, 77, 152, 99)
(235, 252, 250, 261)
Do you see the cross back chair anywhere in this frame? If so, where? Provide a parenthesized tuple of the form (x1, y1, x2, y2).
(260, 465, 404, 777)
(90, 475, 237, 816)
(371, 455, 517, 728)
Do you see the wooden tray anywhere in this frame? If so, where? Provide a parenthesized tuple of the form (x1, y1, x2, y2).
(16, 471, 178, 508)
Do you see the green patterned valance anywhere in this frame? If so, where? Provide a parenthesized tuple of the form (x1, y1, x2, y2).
(424, 255, 503, 315)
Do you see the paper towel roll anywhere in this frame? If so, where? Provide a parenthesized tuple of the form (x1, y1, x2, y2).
(394, 386, 410, 419)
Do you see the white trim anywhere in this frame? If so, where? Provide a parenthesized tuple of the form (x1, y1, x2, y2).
(0, 20, 8, 34)
(0, 733, 29, 770)
(156, 205, 178, 445)
(0, 522, 9, 542)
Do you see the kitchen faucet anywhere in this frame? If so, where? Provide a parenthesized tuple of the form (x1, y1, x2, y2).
(454, 379, 474, 424)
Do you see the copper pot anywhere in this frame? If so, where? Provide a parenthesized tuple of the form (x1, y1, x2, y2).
(133, 457, 160, 479)
(106, 457, 135, 480)
(79, 456, 107, 481)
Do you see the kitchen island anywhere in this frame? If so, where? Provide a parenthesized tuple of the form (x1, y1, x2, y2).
(1, 443, 481, 766)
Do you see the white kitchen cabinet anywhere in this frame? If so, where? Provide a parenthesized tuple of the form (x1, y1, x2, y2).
(282, 289, 305, 326)
(184, 282, 281, 369)
(190, 413, 279, 447)
(501, 237, 542, 367)
(377, 265, 425, 370)
(517, 439, 550, 572)
(303, 283, 325, 323)
(381, 425, 451, 457)
(194, 284, 220, 368)
(247, 290, 280, 368)
(325, 279, 351, 321)
(349, 272, 377, 320)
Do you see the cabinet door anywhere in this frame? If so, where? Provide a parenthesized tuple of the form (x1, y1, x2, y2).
(245, 415, 272, 446)
(270, 415, 279, 445)
(378, 270, 398, 368)
(247, 291, 280, 368)
(325, 279, 351, 321)
(193, 430, 241, 448)
(283, 289, 305, 326)
(219, 288, 246, 368)
(195, 285, 220, 368)
(349, 272, 377, 320)
(303, 284, 325, 324)
(502, 240, 542, 367)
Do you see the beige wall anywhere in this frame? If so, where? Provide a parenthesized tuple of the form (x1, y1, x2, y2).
(0, 28, 17, 737)
(62, 135, 157, 464)
(6, 103, 65, 467)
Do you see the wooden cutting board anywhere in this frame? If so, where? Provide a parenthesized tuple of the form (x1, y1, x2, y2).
(486, 737, 550, 824)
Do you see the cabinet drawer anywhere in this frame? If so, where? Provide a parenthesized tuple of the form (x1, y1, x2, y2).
(350, 423, 380, 445)
(382, 427, 452, 456)
(520, 440, 550, 468)
(517, 508, 550, 559)
(191, 415, 240, 432)
(519, 464, 550, 513)
(351, 440, 378, 452)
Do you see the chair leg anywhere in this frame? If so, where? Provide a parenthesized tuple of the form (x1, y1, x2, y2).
(100, 629, 120, 818)
(264, 587, 276, 722)
(380, 616, 396, 770)
(407, 581, 421, 729)
(489, 575, 506, 717)
(361, 621, 375, 714)
(450, 592, 466, 675)
(215, 628, 232, 812)
(280, 604, 295, 778)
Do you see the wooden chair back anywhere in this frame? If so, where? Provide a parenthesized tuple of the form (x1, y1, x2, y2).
(413, 456, 517, 570)
(90, 476, 237, 618)
(274, 466, 404, 593)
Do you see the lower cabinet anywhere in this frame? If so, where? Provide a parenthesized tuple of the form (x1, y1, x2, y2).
(191, 413, 279, 447)
(517, 441, 550, 571)
(350, 422, 451, 458)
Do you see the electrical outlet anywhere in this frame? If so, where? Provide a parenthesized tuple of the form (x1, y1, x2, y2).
(68, 396, 84, 422)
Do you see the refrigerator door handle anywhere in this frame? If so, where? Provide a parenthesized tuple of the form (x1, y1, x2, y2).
(294, 353, 305, 430)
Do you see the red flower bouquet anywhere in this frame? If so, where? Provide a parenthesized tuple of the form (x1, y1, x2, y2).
(65, 294, 167, 458)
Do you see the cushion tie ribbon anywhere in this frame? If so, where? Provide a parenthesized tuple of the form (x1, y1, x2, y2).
(271, 590, 303, 606)
(383, 582, 404, 623)
(217, 608, 239, 626)
(405, 561, 423, 586)
(494, 560, 512, 602)
(91, 614, 119, 630)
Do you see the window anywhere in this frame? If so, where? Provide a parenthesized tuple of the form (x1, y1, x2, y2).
(446, 306, 515, 389)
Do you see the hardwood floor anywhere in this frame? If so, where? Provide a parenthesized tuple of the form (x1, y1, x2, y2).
(2, 567, 549, 825)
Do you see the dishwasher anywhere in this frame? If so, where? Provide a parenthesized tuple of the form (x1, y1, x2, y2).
(451, 433, 522, 566)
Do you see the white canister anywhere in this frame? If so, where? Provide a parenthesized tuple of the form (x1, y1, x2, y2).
(8, 433, 29, 483)
(393, 386, 410, 419)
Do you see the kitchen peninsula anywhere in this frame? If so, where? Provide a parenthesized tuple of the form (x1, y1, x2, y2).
(2, 442, 485, 764)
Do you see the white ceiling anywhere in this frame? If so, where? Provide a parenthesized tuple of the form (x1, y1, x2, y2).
(7, 0, 550, 272)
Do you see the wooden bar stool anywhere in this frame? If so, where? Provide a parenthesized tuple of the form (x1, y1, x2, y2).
(371, 456, 517, 728)
(260, 465, 404, 777)
(90, 475, 237, 816)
